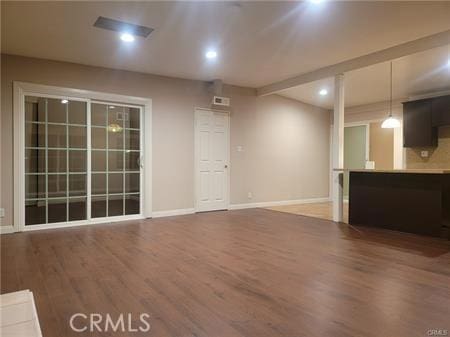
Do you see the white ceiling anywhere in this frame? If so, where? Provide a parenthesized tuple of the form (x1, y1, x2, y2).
(280, 45, 450, 109)
(2, 1, 450, 91)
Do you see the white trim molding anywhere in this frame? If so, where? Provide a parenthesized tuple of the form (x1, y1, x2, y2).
(152, 208, 196, 218)
(12, 81, 152, 232)
(393, 123, 404, 170)
(13, 82, 26, 233)
(229, 197, 331, 210)
(22, 215, 145, 232)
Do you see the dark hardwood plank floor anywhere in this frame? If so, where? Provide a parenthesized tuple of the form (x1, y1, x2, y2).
(1, 208, 450, 337)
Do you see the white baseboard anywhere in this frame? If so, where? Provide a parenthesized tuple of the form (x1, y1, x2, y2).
(229, 197, 331, 210)
(152, 208, 196, 218)
(0, 226, 15, 234)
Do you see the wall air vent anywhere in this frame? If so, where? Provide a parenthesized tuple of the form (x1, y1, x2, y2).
(212, 96, 231, 107)
(93, 16, 154, 38)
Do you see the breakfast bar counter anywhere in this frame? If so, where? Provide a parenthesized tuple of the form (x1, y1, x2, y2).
(334, 169, 450, 239)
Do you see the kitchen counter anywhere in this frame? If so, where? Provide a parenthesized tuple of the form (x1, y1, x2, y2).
(333, 168, 450, 174)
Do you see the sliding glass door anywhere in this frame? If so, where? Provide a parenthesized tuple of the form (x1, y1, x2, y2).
(24, 95, 142, 227)
(90, 103, 141, 219)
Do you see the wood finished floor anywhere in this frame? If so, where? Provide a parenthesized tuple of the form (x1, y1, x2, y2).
(266, 201, 349, 223)
(2, 208, 450, 337)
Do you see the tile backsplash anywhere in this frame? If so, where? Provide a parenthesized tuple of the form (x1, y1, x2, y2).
(406, 126, 450, 169)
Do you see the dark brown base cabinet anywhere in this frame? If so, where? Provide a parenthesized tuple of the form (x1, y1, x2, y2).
(349, 171, 450, 239)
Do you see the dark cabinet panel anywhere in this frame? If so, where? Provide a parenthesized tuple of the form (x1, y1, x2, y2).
(349, 171, 449, 238)
(432, 95, 450, 126)
(403, 99, 437, 147)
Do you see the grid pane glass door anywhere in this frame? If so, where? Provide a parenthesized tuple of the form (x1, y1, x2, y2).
(25, 96, 87, 226)
(91, 103, 141, 218)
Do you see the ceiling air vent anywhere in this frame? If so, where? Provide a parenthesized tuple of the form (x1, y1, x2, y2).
(93, 16, 154, 38)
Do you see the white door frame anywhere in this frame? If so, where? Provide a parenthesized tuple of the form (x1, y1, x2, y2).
(13, 81, 152, 232)
(194, 107, 230, 212)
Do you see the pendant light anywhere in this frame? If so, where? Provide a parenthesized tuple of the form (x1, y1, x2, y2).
(381, 61, 401, 129)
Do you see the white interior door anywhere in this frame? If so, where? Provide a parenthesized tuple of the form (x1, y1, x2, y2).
(195, 109, 229, 212)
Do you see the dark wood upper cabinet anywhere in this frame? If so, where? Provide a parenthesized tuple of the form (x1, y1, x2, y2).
(432, 95, 450, 126)
(403, 99, 437, 147)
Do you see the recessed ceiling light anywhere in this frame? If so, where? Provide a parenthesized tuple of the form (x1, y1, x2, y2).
(61, 99, 68, 104)
(205, 50, 218, 59)
(109, 106, 115, 109)
(120, 33, 135, 42)
(319, 89, 328, 96)
(310, 0, 323, 3)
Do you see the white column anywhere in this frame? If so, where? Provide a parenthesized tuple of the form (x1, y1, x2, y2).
(332, 74, 345, 222)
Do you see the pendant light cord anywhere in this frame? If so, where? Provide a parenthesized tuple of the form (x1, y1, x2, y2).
(381, 61, 400, 128)
(389, 61, 393, 118)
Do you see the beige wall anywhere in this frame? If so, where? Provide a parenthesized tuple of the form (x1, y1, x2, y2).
(344, 100, 403, 124)
(226, 88, 331, 204)
(369, 121, 394, 170)
(406, 126, 450, 169)
(1, 54, 331, 227)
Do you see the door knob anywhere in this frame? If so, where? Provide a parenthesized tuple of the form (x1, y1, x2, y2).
(224, 165, 228, 169)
